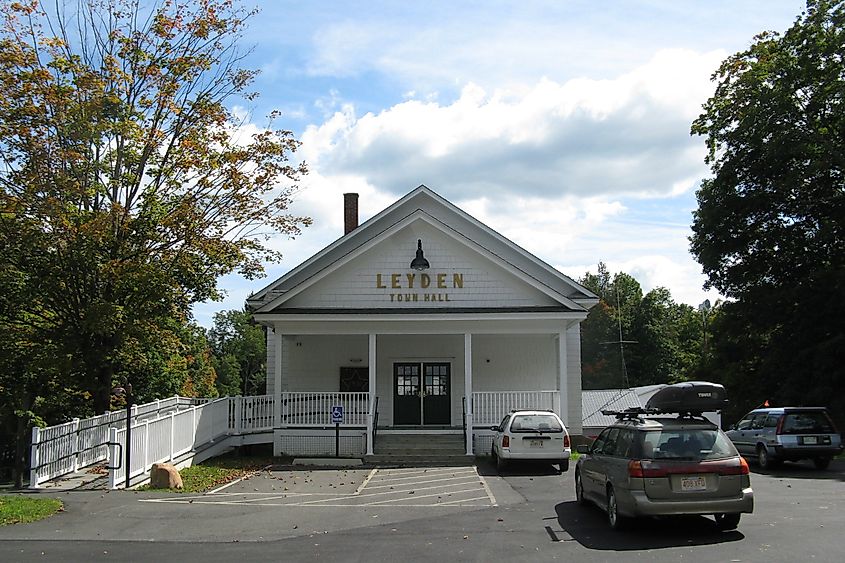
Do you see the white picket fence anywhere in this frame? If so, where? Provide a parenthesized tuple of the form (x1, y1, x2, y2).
(472, 390, 558, 426)
(29, 396, 196, 488)
(108, 398, 232, 489)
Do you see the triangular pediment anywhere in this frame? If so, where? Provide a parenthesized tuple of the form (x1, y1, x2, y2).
(249, 186, 598, 314)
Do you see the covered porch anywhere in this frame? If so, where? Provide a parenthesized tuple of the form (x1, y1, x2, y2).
(259, 315, 585, 457)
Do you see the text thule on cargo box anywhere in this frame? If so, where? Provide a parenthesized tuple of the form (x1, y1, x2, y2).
(645, 382, 728, 414)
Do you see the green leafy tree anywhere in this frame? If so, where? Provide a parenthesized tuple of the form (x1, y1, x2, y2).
(580, 264, 643, 389)
(580, 264, 708, 390)
(208, 308, 266, 396)
(690, 0, 845, 426)
(0, 0, 309, 415)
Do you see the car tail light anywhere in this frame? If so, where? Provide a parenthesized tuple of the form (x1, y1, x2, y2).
(628, 460, 677, 478)
(628, 460, 644, 478)
(775, 415, 785, 435)
(502, 435, 510, 448)
(627, 459, 748, 478)
(564, 434, 571, 448)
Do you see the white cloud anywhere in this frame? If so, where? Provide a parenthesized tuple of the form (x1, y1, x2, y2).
(298, 1, 802, 94)
(300, 49, 720, 201)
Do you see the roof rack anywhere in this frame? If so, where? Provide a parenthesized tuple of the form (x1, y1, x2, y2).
(601, 407, 712, 420)
(601, 407, 656, 420)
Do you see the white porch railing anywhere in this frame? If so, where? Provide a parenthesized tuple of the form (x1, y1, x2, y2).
(230, 394, 275, 433)
(29, 396, 197, 488)
(472, 390, 558, 426)
(280, 392, 369, 427)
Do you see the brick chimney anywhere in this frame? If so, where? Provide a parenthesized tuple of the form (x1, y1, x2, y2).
(343, 193, 359, 235)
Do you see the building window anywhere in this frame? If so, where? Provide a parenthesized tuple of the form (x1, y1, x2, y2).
(340, 367, 369, 392)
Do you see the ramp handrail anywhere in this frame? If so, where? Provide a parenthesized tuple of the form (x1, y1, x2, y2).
(29, 396, 200, 488)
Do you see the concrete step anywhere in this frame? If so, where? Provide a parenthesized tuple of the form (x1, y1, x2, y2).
(366, 454, 475, 466)
(375, 439, 465, 449)
(374, 449, 466, 457)
(375, 434, 464, 444)
(374, 434, 465, 456)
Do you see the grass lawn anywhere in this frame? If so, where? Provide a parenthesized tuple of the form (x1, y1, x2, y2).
(0, 495, 63, 526)
(138, 454, 277, 493)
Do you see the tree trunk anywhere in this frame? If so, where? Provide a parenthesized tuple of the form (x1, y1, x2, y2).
(94, 362, 114, 414)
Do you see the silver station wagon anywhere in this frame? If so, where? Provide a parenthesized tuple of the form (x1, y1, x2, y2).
(575, 382, 754, 531)
(725, 407, 843, 470)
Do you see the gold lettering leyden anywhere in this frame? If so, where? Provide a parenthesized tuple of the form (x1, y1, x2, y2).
(375, 272, 464, 291)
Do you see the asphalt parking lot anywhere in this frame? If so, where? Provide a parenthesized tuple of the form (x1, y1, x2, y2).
(142, 465, 497, 508)
(1, 458, 843, 562)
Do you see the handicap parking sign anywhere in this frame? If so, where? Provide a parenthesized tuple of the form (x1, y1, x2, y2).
(331, 405, 344, 424)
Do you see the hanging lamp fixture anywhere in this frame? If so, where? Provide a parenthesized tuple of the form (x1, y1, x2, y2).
(410, 239, 430, 271)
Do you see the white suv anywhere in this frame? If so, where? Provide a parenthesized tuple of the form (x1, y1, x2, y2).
(490, 410, 571, 473)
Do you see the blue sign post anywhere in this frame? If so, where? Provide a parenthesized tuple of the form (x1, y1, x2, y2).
(331, 405, 344, 457)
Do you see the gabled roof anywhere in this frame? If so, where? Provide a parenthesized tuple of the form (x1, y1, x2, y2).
(248, 185, 599, 314)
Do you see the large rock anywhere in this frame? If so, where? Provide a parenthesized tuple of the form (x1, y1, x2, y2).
(149, 463, 183, 489)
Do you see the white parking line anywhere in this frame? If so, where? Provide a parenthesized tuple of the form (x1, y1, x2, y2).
(140, 465, 495, 508)
(363, 487, 485, 505)
(354, 468, 379, 494)
(376, 467, 477, 481)
(364, 475, 480, 490)
(435, 495, 491, 506)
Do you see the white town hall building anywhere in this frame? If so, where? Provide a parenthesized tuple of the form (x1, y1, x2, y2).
(246, 186, 598, 458)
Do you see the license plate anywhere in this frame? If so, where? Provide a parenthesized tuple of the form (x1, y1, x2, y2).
(681, 476, 706, 492)
(528, 439, 544, 448)
(803, 436, 818, 445)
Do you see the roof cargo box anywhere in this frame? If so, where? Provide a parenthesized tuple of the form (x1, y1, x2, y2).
(645, 381, 728, 414)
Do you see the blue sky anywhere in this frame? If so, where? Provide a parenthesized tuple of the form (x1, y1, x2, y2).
(194, 0, 806, 327)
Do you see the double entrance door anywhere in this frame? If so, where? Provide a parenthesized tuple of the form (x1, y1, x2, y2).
(393, 362, 451, 425)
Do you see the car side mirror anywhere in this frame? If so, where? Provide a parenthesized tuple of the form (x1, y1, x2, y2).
(490, 426, 499, 432)
(576, 444, 590, 455)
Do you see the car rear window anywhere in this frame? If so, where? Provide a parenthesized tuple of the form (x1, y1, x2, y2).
(781, 412, 835, 434)
(509, 414, 563, 433)
(640, 429, 737, 460)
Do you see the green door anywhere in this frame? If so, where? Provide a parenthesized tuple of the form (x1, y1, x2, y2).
(423, 363, 450, 425)
(394, 363, 421, 425)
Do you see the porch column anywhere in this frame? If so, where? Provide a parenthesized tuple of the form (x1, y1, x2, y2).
(366, 333, 376, 456)
(274, 327, 283, 428)
(558, 330, 568, 426)
(464, 333, 473, 456)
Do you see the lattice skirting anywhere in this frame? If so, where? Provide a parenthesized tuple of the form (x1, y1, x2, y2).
(274, 429, 367, 457)
(473, 431, 495, 456)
